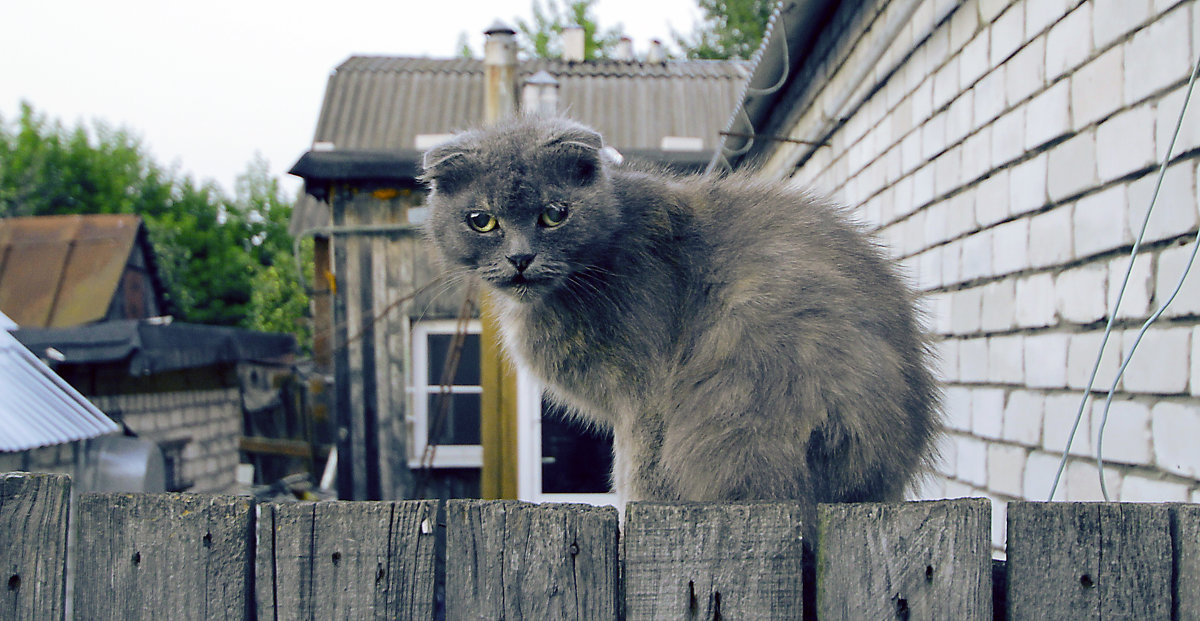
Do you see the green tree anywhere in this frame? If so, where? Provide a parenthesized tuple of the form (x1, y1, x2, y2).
(674, 0, 774, 60)
(514, 0, 625, 60)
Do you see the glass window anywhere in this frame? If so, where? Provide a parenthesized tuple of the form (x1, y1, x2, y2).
(409, 320, 483, 468)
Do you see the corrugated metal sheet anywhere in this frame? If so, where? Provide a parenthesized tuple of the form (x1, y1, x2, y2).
(291, 55, 749, 233)
(0, 214, 153, 328)
(0, 312, 119, 452)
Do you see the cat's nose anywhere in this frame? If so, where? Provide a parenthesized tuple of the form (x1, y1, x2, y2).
(507, 253, 536, 273)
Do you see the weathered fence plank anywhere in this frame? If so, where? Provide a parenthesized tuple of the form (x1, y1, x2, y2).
(74, 493, 253, 621)
(1, 472, 70, 621)
(255, 500, 440, 620)
(816, 498, 991, 620)
(445, 500, 619, 620)
(1007, 502, 1173, 620)
(1174, 503, 1200, 620)
(623, 502, 806, 620)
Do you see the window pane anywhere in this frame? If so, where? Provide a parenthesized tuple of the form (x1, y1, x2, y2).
(427, 393, 481, 445)
(427, 333, 481, 385)
(540, 397, 613, 494)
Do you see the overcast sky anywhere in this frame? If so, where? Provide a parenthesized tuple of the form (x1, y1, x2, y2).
(1, 0, 703, 197)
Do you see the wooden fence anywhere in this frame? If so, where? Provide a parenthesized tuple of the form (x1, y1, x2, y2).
(2, 471, 1197, 620)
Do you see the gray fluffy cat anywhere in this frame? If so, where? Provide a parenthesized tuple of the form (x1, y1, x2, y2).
(423, 116, 940, 526)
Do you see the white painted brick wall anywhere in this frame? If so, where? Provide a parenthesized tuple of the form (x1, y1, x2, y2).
(1003, 389, 1044, 446)
(1006, 36, 1046, 106)
(1009, 152, 1048, 216)
(990, 2, 1026, 63)
(960, 337, 990, 382)
(1096, 104, 1157, 182)
(1046, 3, 1093, 81)
(992, 218, 1030, 275)
(1121, 326, 1191, 393)
(981, 280, 1017, 331)
(1074, 185, 1130, 258)
(1126, 162, 1197, 245)
(1156, 242, 1200, 317)
(974, 169, 1010, 227)
(1024, 80, 1070, 150)
(1047, 130, 1098, 201)
(1109, 253, 1154, 320)
(952, 286, 984, 334)
(1065, 458, 1124, 501)
(945, 385, 974, 432)
(1024, 450, 1064, 499)
(991, 106, 1026, 168)
(973, 66, 1006, 127)
(1042, 392, 1092, 456)
(973, 387, 1007, 438)
(1024, 332, 1069, 388)
(1067, 331, 1123, 390)
(957, 434, 989, 486)
(1151, 401, 1200, 477)
(1090, 399, 1152, 465)
(988, 442, 1027, 496)
(1071, 45, 1124, 130)
(1124, 5, 1191, 105)
(1121, 473, 1191, 501)
(1028, 205, 1073, 268)
(1015, 273, 1057, 327)
(989, 334, 1025, 384)
(1093, 0, 1148, 50)
(1055, 264, 1109, 324)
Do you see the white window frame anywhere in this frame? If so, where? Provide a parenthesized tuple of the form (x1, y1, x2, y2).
(407, 319, 483, 469)
(516, 365, 618, 506)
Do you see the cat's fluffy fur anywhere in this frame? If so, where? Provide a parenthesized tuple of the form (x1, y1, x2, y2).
(423, 116, 941, 525)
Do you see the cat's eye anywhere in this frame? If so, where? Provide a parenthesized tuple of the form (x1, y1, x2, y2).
(466, 211, 498, 233)
(539, 203, 569, 228)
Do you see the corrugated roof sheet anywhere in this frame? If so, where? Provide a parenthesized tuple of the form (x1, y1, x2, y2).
(0, 311, 119, 452)
(0, 214, 166, 328)
(291, 55, 749, 233)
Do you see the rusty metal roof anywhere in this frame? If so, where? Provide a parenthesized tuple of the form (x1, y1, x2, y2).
(0, 214, 164, 328)
(0, 311, 119, 452)
(291, 55, 749, 233)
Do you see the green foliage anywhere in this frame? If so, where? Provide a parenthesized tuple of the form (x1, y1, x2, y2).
(0, 103, 311, 352)
(515, 0, 626, 60)
(674, 0, 774, 60)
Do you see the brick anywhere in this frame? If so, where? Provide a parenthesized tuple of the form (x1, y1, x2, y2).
(1156, 242, 1200, 317)
(1096, 104, 1156, 182)
(975, 169, 1010, 228)
(1108, 253, 1153, 319)
(1025, 332, 1069, 388)
(945, 386, 974, 432)
(1025, 450, 1066, 500)
(945, 190, 977, 238)
(1009, 152, 1047, 216)
(923, 111, 948, 163)
(1074, 185, 1130, 258)
(944, 479, 977, 499)
(1026, 0, 1071, 36)
(960, 337, 989, 382)
(1156, 84, 1200, 159)
(962, 229, 994, 282)
(1090, 399, 1152, 465)
(1093, 0, 1150, 50)
(1120, 472, 1191, 501)
(1120, 326, 1191, 393)
(912, 474, 948, 500)
(1071, 45, 1125, 130)
(981, 279, 1016, 332)
(1046, 3, 1093, 81)
(1002, 389, 1043, 446)
(938, 431, 960, 479)
(1025, 81, 1071, 151)
(1193, 325, 1200, 396)
(952, 286, 984, 335)
(934, 336, 960, 382)
(951, 2, 981, 54)
(1042, 392, 1092, 457)
(1127, 162, 1197, 244)
(956, 434, 989, 486)
(1015, 273, 1057, 328)
(979, 0, 1011, 23)
(988, 443, 1027, 496)
(961, 126, 992, 182)
(1055, 263, 1109, 324)
(935, 147, 964, 197)
(973, 387, 1007, 439)
(1152, 401, 1200, 477)
(1067, 330, 1124, 391)
(1047, 129, 1097, 201)
(991, 106, 1025, 168)
(1028, 204, 1073, 269)
(973, 66, 1006, 128)
(1124, 6, 1192, 105)
(989, 333, 1025, 384)
(947, 90, 975, 145)
(1006, 36, 1046, 107)
(991, 218, 1029, 275)
(913, 163, 935, 207)
(943, 240, 965, 287)
(991, 3, 1026, 63)
(1065, 458, 1124, 501)
(917, 247, 943, 291)
(934, 57, 962, 112)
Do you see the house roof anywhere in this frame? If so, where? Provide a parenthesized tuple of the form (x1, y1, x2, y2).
(14, 319, 297, 377)
(0, 311, 119, 452)
(290, 55, 750, 233)
(0, 214, 170, 328)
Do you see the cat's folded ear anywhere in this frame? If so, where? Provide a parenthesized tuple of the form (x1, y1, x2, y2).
(542, 124, 605, 186)
(421, 139, 476, 194)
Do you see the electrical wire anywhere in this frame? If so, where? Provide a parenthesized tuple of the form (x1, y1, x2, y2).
(1047, 49, 1200, 501)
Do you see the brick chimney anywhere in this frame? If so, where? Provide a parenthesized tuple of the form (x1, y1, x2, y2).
(522, 70, 559, 115)
(615, 36, 634, 61)
(563, 25, 585, 62)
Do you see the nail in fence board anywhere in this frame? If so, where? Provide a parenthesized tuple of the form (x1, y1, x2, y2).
(445, 500, 619, 620)
(74, 493, 253, 621)
(255, 500, 440, 620)
(1007, 502, 1172, 620)
(1172, 504, 1199, 620)
(623, 502, 806, 620)
(1, 473, 70, 621)
(816, 498, 991, 621)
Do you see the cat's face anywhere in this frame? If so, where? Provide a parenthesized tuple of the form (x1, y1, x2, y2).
(422, 118, 622, 302)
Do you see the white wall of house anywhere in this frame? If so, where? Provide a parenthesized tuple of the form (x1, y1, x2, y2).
(755, 0, 1200, 549)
